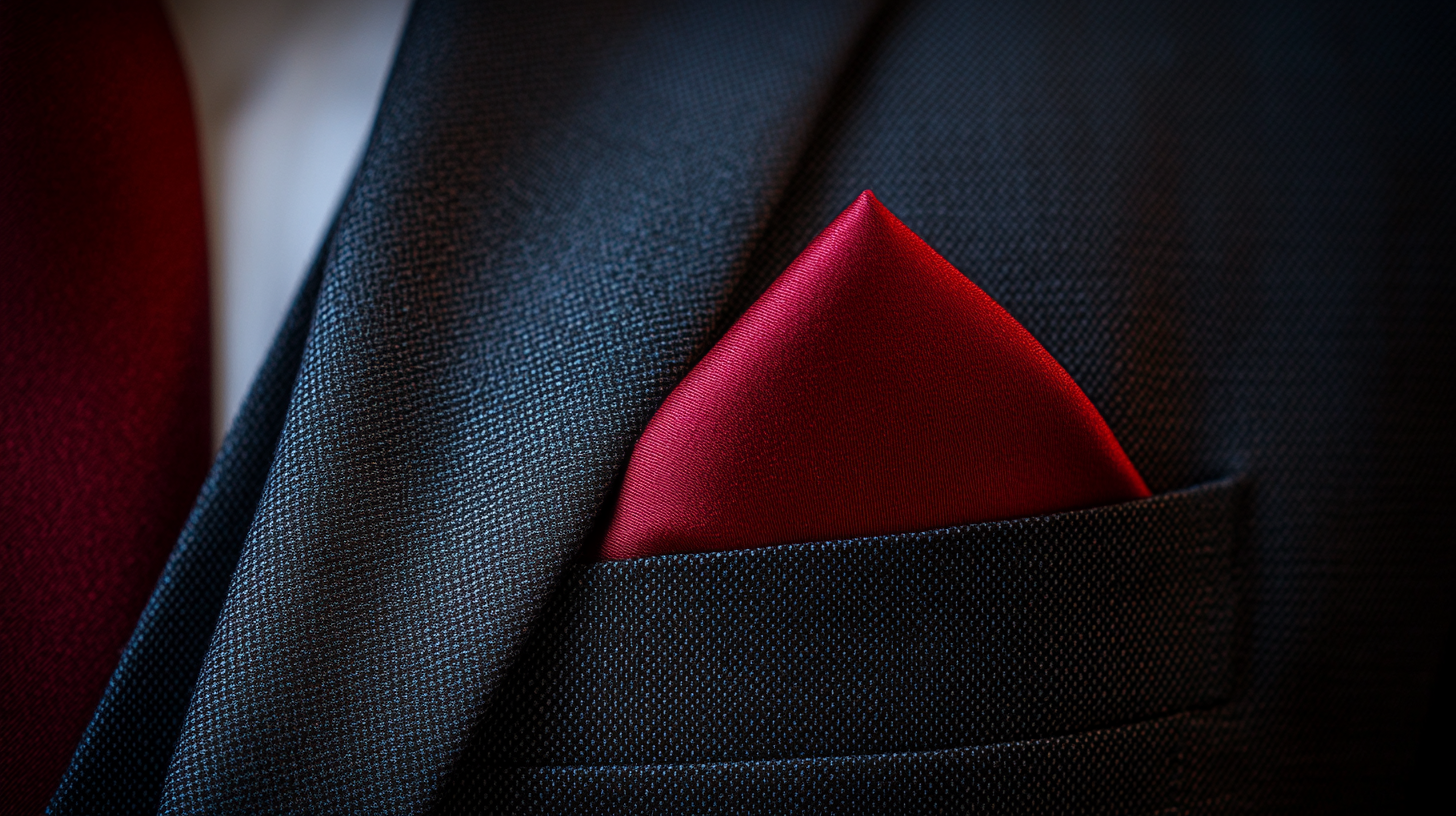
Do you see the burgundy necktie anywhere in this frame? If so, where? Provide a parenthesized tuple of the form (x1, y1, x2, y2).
(0, 2, 211, 811)
(600, 191, 1148, 560)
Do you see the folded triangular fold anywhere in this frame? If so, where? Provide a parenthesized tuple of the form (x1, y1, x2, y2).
(599, 191, 1148, 560)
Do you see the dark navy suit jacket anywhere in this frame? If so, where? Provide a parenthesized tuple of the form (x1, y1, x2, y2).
(52, 0, 1456, 812)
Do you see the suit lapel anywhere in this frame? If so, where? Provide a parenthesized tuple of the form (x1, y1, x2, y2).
(156, 1, 882, 812)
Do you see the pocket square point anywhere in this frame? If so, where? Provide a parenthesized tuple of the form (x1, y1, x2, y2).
(598, 191, 1148, 560)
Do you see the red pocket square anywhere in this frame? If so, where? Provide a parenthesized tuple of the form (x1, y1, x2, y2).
(598, 191, 1148, 560)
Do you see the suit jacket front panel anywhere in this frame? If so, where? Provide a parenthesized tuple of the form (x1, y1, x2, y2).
(446, 0, 1456, 811)
(53, 0, 1456, 813)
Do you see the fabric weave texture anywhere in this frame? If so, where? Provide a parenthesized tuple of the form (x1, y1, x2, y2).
(460, 478, 1238, 769)
(51, 0, 1456, 813)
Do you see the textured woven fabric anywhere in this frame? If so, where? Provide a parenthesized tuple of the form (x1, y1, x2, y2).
(449, 0, 1456, 811)
(50, 247, 327, 815)
(84, 1, 876, 814)
(599, 190, 1148, 559)
(0, 3, 211, 812)
(52, 0, 1456, 813)
(449, 712, 1204, 815)
(459, 478, 1237, 772)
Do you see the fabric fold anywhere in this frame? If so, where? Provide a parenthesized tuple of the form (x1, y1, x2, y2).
(147, 2, 883, 813)
(50, 242, 328, 814)
(600, 191, 1148, 559)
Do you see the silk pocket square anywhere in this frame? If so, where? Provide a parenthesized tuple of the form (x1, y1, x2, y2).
(598, 191, 1148, 560)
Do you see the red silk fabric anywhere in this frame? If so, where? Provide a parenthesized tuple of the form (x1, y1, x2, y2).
(0, 2, 212, 811)
(600, 191, 1148, 560)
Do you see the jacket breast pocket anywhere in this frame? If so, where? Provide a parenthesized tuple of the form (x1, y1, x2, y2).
(442, 476, 1246, 814)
